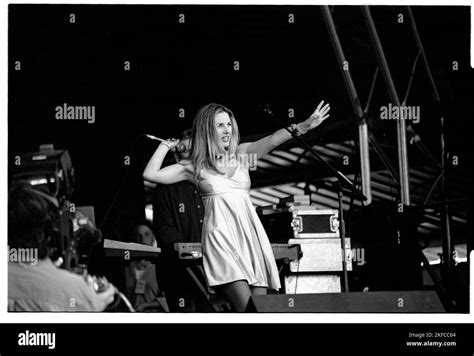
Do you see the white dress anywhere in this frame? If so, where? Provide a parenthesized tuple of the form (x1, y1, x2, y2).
(197, 161, 281, 291)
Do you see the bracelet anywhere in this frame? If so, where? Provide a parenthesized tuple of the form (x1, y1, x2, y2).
(287, 123, 306, 137)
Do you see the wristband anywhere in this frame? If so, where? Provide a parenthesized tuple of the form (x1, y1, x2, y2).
(287, 123, 306, 137)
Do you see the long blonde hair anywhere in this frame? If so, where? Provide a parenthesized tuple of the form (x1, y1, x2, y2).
(190, 103, 240, 179)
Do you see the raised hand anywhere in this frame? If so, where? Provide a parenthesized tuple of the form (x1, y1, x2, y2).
(299, 100, 331, 133)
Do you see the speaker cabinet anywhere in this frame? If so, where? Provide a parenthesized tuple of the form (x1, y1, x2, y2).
(247, 291, 445, 312)
(284, 274, 341, 294)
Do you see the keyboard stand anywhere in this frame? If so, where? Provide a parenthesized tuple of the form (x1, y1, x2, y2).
(184, 266, 225, 312)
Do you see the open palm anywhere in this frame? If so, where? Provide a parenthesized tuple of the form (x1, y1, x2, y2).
(301, 100, 331, 132)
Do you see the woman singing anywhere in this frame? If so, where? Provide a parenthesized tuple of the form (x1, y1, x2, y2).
(143, 101, 330, 311)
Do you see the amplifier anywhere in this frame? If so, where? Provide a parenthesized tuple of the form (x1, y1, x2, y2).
(259, 206, 340, 240)
(284, 274, 341, 294)
(288, 238, 352, 272)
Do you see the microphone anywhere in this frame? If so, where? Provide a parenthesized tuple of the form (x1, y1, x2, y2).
(144, 134, 186, 153)
(145, 134, 167, 143)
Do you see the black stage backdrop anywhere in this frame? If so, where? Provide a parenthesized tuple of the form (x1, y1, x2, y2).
(8, 5, 472, 240)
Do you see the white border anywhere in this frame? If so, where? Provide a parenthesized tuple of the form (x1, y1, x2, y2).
(1, 0, 472, 324)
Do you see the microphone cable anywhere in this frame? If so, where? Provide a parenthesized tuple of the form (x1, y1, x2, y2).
(115, 288, 135, 312)
(103, 286, 135, 312)
(98, 134, 155, 232)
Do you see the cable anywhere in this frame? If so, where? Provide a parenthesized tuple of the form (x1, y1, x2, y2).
(188, 254, 221, 312)
(292, 243, 302, 294)
(115, 288, 135, 312)
(364, 67, 379, 115)
(402, 50, 421, 105)
(349, 139, 360, 211)
(98, 134, 149, 232)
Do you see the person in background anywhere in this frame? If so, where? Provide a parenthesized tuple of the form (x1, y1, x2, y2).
(8, 182, 115, 312)
(123, 221, 168, 312)
(151, 129, 212, 312)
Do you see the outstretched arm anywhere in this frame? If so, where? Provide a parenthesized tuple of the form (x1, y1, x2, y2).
(143, 139, 192, 184)
(239, 100, 331, 159)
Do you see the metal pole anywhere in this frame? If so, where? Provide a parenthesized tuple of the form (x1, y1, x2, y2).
(358, 120, 371, 205)
(359, 119, 372, 205)
(362, 6, 411, 206)
(440, 116, 453, 283)
(364, 67, 400, 185)
(405, 7, 440, 102)
(336, 182, 350, 292)
(321, 5, 372, 205)
(405, 5, 453, 286)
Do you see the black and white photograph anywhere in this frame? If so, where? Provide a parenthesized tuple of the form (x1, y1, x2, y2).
(5, 1, 472, 323)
